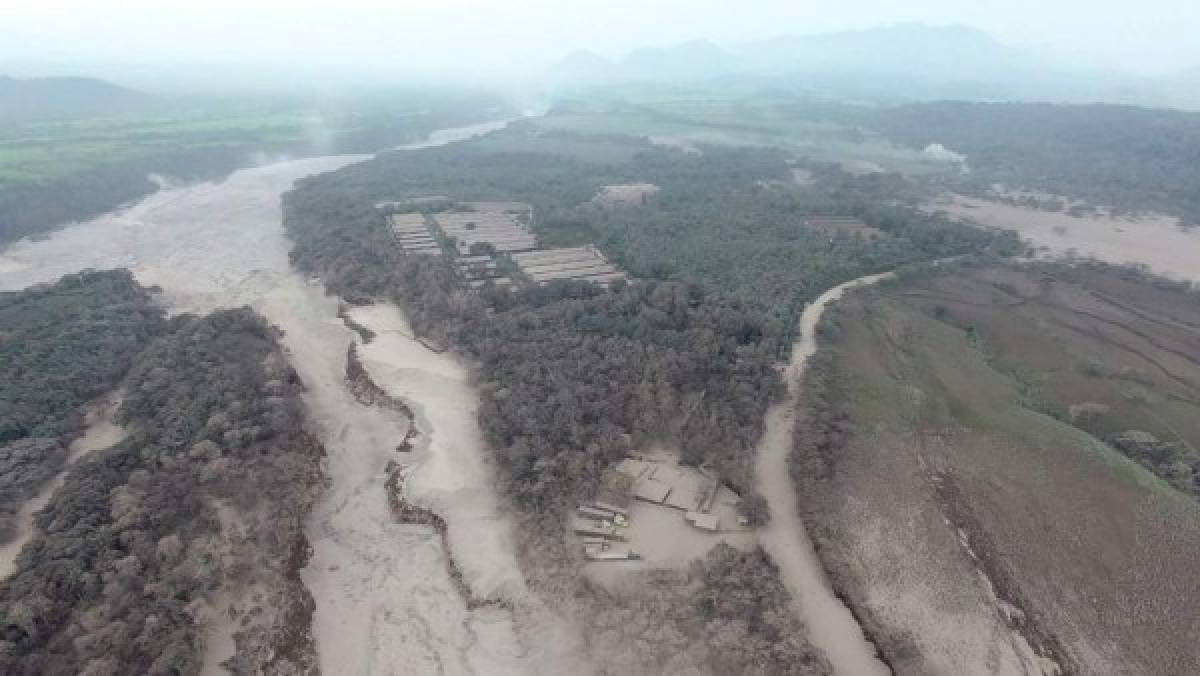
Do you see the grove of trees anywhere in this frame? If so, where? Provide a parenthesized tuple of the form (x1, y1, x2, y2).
(0, 298, 323, 674)
(0, 270, 165, 543)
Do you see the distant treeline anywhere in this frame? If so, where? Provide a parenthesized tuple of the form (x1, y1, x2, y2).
(0, 269, 165, 542)
(0, 97, 511, 248)
(0, 147, 252, 247)
(871, 101, 1200, 223)
(0, 76, 152, 125)
(0, 301, 324, 674)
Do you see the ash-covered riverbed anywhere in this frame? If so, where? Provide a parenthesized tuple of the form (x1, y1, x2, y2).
(0, 120, 588, 675)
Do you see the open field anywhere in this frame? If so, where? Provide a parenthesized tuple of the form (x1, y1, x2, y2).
(0, 94, 511, 247)
(930, 194, 1200, 283)
(793, 262, 1200, 674)
(0, 109, 332, 185)
(576, 448, 755, 582)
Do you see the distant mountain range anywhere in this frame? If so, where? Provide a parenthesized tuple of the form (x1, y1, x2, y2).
(550, 24, 1200, 108)
(0, 76, 153, 122)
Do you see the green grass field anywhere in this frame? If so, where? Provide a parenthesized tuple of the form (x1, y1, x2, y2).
(0, 110, 313, 183)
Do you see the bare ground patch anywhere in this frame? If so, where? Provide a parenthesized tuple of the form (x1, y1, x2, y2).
(929, 194, 1200, 283)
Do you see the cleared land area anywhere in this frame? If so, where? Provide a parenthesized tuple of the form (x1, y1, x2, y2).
(593, 183, 660, 207)
(793, 262, 1200, 675)
(572, 449, 755, 579)
(932, 194, 1200, 282)
(541, 86, 951, 175)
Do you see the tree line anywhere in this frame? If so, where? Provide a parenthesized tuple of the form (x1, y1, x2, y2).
(872, 101, 1200, 224)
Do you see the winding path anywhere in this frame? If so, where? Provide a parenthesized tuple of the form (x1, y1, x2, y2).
(755, 272, 894, 676)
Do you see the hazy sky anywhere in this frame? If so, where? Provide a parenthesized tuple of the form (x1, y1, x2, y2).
(2, 0, 1199, 83)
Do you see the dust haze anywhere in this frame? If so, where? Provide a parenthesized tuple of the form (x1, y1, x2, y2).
(4, 2, 1200, 676)
(4, 0, 1200, 94)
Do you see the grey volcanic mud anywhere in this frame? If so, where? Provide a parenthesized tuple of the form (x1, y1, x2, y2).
(0, 120, 588, 675)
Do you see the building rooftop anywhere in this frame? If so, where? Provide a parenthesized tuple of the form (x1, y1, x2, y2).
(634, 478, 671, 504)
(685, 511, 719, 532)
(616, 458, 652, 480)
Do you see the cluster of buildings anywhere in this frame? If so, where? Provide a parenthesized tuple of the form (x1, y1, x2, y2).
(453, 254, 511, 289)
(571, 453, 748, 565)
(571, 501, 639, 561)
(592, 183, 660, 208)
(388, 213, 441, 255)
(511, 246, 626, 287)
(382, 198, 628, 290)
(616, 457, 723, 532)
(433, 204, 538, 256)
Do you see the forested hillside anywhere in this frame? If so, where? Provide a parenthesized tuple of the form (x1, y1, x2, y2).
(0, 308, 324, 674)
(0, 77, 152, 124)
(873, 101, 1200, 223)
(0, 270, 165, 542)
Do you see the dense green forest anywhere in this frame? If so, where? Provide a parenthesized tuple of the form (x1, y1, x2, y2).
(284, 127, 1013, 511)
(0, 270, 165, 542)
(872, 101, 1200, 223)
(0, 307, 324, 674)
